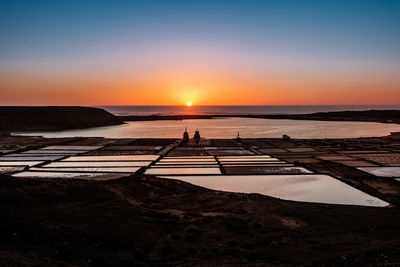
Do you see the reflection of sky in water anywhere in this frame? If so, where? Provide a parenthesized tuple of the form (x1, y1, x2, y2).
(357, 167, 400, 177)
(0, 161, 44, 166)
(159, 175, 388, 207)
(30, 167, 139, 173)
(63, 155, 159, 161)
(146, 168, 221, 175)
(160, 158, 216, 162)
(13, 171, 124, 180)
(14, 118, 400, 139)
(0, 156, 64, 161)
(44, 161, 151, 167)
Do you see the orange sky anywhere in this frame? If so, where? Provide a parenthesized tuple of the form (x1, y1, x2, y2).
(1, 66, 399, 106)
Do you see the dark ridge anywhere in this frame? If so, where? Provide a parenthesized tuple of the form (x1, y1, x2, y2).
(262, 109, 400, 124)
(119, 110, 400, 124)
(0, 106, 123, 132)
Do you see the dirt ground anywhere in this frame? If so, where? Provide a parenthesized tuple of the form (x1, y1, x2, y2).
(1, 174, 399, 266)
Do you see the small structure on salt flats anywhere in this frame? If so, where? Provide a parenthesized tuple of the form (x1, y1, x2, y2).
(193, 129, 201, 141)
(183, 127, 189, 141)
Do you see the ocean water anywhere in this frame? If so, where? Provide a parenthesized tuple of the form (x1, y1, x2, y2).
(99, 105, 400, 116)
(14, 117, 400, 139)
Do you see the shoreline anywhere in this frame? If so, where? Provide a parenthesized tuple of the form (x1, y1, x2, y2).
(119, 110, 400, 125)
(1, 107, 400, 134)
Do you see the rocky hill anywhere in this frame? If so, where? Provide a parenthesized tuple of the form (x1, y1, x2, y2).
(0, 106, 123, 132)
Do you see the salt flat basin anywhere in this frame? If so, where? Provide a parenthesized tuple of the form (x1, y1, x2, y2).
(160, 158, 217, 162)
(220, 162, 289, 166)
(357, 167, 400, 177)
(0, 156, 64, 161)
(158, 174, 389, 207)
(152, 165, 220, 168)
(0, 161, 44, 167)
(218, 155, 272, 159)
(30, 167, 140, 173)
(146, 167, 221, 175)
(164, 156, 215, 159)
(43, 161, 152, 167)
(41, 146, 103, 150)
(62, 155, 159, 161)
(13, 171, 127, 180)
(22, 149, 88, 154)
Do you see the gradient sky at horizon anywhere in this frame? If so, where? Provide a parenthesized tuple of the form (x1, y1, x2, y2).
(1, 0, 399, 105)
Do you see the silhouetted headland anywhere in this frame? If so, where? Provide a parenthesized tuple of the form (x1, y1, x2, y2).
(0, 106, 123, 132)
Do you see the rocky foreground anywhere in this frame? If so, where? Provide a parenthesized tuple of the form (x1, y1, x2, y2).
(0, 173, 399, 266)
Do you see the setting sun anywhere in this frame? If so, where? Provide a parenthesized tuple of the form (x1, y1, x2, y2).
(186, 101, 192, 107)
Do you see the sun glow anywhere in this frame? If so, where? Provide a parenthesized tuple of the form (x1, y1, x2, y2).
(186, 101, 192, 107)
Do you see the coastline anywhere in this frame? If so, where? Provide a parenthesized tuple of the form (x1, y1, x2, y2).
(0, 106, 123, 132)
(119, 110, 400, 125)
(1, 107, 400, 134)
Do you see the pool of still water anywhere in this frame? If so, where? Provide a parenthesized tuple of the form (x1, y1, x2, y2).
(159, 174, 388, 207)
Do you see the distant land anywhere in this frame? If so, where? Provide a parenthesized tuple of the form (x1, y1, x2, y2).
(1, 107, 400, 133)
(120, 110, 400, 125)
(0, 106, 122, 132)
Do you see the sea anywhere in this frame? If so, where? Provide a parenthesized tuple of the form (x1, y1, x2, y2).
(14, 105, 400, 139)
(98, 105, 400, 116)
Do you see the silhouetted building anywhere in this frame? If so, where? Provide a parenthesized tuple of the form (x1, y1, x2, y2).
(193, 129, 201, 140)
(183, 127, 189, 141)
(236, 132, 241, 141)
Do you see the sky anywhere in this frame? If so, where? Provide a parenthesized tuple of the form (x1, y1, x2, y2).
(1, 0, 399, 106)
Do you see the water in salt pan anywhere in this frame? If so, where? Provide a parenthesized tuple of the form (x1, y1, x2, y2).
(145, 167, 221, 175)
(158, 174, 388, 207)
(218, 155, 272, 159)
(41, 146, 103, 150)
(43, 161, 152, 167)
(220, 161, 287, 165)
(0, 156, 64, 161)
(156, 162, 218, 166)
(218, 158, 280, 162)
(22, 149, 88, 154)
(63, 155, 159, 161)
(30, 167, 140, 173)
(357, 167, 400, 177)
(221, 164, 294, 167)
(223, 166, 312, 174)
(13, 171, 126, 180)
(160, 158, 217, 162)
(164, 156, 215, 159)
(0, 161, 44, 167)
(154, 165, 220, 168)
